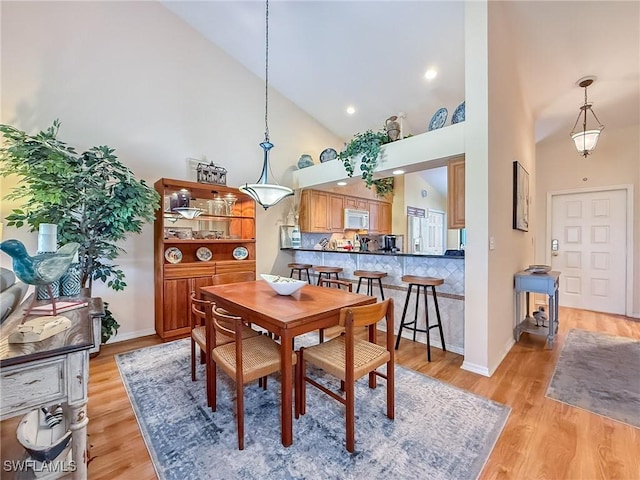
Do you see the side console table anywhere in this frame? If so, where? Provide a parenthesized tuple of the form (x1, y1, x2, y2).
(514, 271, 560, 347)
(0, 294, 103, 479)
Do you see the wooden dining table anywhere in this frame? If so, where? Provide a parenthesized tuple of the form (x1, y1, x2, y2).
(199, 280, 376, 447)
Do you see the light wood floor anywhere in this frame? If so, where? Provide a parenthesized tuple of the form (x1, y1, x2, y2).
(1, 307, 639, 479)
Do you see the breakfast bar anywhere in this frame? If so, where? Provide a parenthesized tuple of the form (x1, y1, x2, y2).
(283, 248, 466, 354)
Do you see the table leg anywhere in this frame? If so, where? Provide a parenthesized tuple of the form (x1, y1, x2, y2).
(280, 329, 293, 447)
(547, 294, 555, 347)
(67, 400, 88, 479)
(515, 291, 522, 341)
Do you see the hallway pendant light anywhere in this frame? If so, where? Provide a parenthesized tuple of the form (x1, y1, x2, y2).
(570, 76, 604, 157)
(239, 0, 294, 210)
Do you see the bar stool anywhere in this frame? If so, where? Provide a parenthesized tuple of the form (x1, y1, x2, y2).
(288, 263, 312, 284)
(353, 270, 387, 299)
(314, 266, 343, 286)
(394, 275, 446, 362)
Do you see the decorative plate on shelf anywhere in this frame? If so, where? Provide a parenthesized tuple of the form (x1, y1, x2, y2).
(196, 246, 212, 262)
(451, 101, 465, 124)
(232, 246, 249, 260)
(164, 247, 183, 264)
(319, 148, 338, 163)
(428, 107, 448, 131)
(525, 264, 551, 274)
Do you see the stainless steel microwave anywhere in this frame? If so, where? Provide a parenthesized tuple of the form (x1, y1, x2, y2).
(343, 209, 369, 230)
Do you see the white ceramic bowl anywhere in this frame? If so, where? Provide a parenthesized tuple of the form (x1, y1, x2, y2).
(260, 274, 306, 296)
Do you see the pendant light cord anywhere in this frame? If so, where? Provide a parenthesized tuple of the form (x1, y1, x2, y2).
(264, 0, 270, 143)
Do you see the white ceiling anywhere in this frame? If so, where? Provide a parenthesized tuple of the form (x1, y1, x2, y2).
(161, 1, 639, 145)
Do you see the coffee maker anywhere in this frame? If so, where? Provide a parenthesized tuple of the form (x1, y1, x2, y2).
(381, 235, 399, 252)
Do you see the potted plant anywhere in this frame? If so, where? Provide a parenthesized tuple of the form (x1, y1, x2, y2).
(372, 177, 394, 198)
(338, 129, 391, 188)
(0, 120, 160, 344)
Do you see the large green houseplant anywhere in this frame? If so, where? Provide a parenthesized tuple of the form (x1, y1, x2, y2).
(0, 120, 160, 343)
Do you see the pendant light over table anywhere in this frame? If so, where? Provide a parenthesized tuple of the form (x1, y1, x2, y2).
(239, 0, 294, 209)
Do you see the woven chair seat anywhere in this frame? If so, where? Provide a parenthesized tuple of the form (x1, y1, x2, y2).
(303, 336, 390, 381)
(212, 335, 297, 384)
(192, 324, 258, 350)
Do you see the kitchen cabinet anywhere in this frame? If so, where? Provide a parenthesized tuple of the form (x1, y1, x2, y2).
(300, 190, 343, 232)
(447, 158, 465, 229)
(367, 200, 392, 234)
(344, 196, 368, 211)
(328, 194, 344, 231)
(300, 189, 390, 234)
(154, 178, 256, 340)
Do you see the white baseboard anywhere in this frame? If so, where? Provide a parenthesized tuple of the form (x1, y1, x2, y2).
(105, 328, 157, 344)
(460, 361, 490, 377)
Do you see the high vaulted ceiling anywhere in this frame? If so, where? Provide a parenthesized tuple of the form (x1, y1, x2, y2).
(162, 1, 639, 146)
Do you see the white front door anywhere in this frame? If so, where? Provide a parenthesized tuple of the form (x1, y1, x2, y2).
(550, 189, 627, 314)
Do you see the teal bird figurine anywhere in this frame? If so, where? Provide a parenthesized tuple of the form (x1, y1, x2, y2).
(0, 239, 80, 319)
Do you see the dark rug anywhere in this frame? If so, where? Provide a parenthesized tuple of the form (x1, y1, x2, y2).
(116, 337, 510, 480)
(546, 329, 640, 428)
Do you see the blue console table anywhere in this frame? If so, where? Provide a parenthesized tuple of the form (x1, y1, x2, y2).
(514, 271, 560, 347)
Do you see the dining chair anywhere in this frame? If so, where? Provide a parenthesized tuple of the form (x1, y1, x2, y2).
(318, 278, 353, 343)
(190, 292, 258, 382)
(208, 306, 298, 450)
(211, 271, 255, 286)
(297, 298, 394, 453)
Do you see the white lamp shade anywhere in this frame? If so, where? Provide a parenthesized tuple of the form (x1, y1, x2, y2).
(571, 129, 601, 155)
(239, 184, 293, 209)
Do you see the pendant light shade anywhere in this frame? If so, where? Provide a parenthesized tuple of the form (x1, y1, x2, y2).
(240, 0, 293, 210)
(570, 77, 604, 157)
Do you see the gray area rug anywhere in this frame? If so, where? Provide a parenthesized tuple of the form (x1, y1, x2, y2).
(116, 337, 510, 480)
(546, 329, 640, 428)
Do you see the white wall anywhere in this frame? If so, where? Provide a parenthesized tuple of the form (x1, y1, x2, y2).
(0, 1, 341, 341)
(534, 123, 640, 316)
(463, 1, 535, 376)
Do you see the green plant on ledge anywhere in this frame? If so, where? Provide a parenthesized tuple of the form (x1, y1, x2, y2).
(338, 129, 391, 188)
(0, 120, 160, 344)
(372, 177, 394, 198)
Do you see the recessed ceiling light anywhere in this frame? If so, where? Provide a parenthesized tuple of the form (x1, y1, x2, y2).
(392, 169, 405, 175)
(424, 69, 437, 80)
(337, 181, 347, 186)
(346, 106, 356, 115)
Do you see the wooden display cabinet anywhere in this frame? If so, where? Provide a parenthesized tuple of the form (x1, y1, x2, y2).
(154, 178, 256, 340)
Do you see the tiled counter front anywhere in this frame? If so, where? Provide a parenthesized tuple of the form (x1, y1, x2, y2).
(292, 251, 465, 355)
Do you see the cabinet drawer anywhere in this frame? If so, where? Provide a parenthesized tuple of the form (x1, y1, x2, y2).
(164, 263, 216, 279)
(1, 357, 66, 417)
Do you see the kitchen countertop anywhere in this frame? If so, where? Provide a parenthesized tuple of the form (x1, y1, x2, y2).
(281, 248, 464, 259)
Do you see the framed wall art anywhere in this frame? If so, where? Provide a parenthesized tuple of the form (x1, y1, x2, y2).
(512, 161, 530, 232)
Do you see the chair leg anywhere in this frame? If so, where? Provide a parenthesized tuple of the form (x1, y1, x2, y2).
(432, 286, 447, 352)
(210, 361, 218, 412)
(345, 379, 356, 453)
(387, 359, 395, 420)
(368, 371, 376, 389)
(424, 285, 431, 362)
(295, 352, 301, 419)
(413, 285, 420, 342)
(191, 339, 196, 381)
(356, 277, 363, 294)
(290, 268, 295, 278)
(299, 348, 307, 416)
(305, 269, 311, 284)
(378, 278, 385, 300)
(237, 381, 245, 450)
(395, 284, 413, 350)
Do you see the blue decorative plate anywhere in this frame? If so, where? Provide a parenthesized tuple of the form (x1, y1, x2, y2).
(297, 154, 314, 169)
(451, 101, 465, 124)
(428, 107, 448, 131)
(232, 246, 249, 260)
(319, 148, 338, 163)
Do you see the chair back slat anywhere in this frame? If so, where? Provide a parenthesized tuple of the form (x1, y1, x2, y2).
(339, 299, 390, 328)
(191, 291, 213, 328)
(319, 278, 352, 291)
